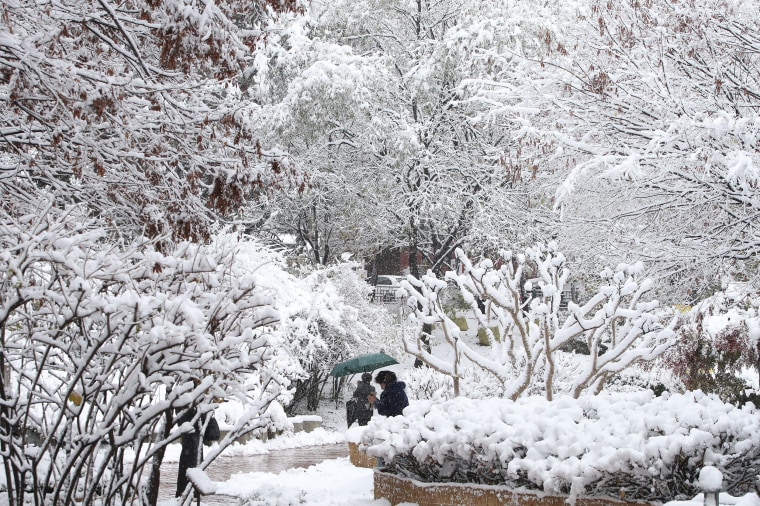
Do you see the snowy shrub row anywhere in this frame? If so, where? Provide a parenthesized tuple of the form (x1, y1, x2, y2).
(361, 391, 760, 502)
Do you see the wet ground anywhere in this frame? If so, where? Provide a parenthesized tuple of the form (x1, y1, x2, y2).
(158, 443, 349, 505)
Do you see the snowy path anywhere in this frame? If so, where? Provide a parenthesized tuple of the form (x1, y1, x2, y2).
(155, 443, 386, 505)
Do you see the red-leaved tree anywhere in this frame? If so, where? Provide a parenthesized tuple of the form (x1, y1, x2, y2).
(1, 0, 305, 243)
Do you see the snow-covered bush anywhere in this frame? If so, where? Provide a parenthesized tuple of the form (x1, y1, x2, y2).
(0, 208, 293, 506)
(402, 244, 678, 399)
(659, 286, 760, 404)
(240, 250, 402, 412)
(361, 391, 760, 502)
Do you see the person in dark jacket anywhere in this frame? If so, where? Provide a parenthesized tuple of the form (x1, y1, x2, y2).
(368, 370, 409, 417)
(175, 407, 220, 497)
(348, 372, 376, 427)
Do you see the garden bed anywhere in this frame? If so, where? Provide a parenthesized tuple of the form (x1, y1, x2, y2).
(361, 391, 760, 503)
(348, 441, 376, 468)
(374, 470, 652, 506)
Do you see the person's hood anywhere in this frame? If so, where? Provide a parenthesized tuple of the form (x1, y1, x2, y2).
(387, 381, 406, 391)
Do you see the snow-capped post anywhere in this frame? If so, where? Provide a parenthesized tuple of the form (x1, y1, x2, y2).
(699, 466, 723, 506)
(401, 243, 678, 400)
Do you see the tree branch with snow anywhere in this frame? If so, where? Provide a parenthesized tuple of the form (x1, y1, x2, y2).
(0, 205, 292, 506)
(402, 243, 677, 400)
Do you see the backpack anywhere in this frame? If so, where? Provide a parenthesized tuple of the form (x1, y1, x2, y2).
(346, 398, 359, 428)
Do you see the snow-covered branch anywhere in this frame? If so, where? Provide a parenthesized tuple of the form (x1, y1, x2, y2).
(403, 244, 677, 400)
(0, 207, 288, 506)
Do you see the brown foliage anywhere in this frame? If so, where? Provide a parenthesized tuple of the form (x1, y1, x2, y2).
(0, 0, 304, 245)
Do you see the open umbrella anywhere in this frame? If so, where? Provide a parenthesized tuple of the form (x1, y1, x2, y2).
(329, 352, 399, 378)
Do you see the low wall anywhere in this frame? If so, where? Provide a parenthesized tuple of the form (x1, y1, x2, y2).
(299, 415, 322, 433)
(374, 471, 652, 506)
(348, 442, 377, 468)
(219, 416, 323, 444)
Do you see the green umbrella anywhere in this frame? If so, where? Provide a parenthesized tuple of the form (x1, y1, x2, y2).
(329, 352, 399, 378)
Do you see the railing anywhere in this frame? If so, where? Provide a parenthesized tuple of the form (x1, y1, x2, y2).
(371, 282, 582, 309)
(524, 284, 580, 311)
(371, 285, 402, 304)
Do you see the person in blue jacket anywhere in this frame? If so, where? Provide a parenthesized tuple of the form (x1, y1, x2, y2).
(368, 370, 409, 416)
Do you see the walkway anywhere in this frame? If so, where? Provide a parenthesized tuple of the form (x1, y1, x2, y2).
(158, 443, 349, 504)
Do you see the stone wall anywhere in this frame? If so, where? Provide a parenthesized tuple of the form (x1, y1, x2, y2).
(374, 471, 652, 506)
(348, 442, 376, 468)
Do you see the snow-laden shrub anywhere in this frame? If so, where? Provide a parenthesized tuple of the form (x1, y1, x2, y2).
(402, 244, 677, 400)
(0, 211, 296, 506)
(659, 285, 760, 404)
(361, 391, 760, 502)
(246, 255, 402, 413)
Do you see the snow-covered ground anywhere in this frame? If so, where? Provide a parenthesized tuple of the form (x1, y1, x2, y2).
(193, 457, 383, 506)
(157, 428, 388, 506)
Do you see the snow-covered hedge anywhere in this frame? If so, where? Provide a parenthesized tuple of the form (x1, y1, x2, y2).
(361, 391, 760, 502)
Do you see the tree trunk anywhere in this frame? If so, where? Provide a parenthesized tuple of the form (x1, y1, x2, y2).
(0, 349, 16, 506)
(284, 379, 310, 415)
(414, 324, 433, 368)
(144, 408, 173, 506)
(407, 239, 431, 367)
(306, 372, 323, 411)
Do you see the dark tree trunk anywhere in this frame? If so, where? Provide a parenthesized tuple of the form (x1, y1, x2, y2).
(285, 369, 327, 414)
(407, 231, 432, 367)
(284, 379, 310, 416)
(306, 372, 324, 411)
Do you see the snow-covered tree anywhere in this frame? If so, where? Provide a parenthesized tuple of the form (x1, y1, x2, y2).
(0, 206, 294, 506)
(245, 0, 571, 271)
(0, 0, 303, 243)
(233, 239, 402, 411)
(474, 0, 760, 301)
(236, 11, 397, 264)
(327, 0, 512, 277)
(402, 244, 677, 399)
(0, 3, 316, 504)
(263, 260, 379, 411)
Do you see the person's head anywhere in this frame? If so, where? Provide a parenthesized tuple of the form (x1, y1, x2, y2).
(361, 372, 372, 383)
(375, 370, 396, 389)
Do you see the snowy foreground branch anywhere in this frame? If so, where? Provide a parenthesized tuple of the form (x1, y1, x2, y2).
(361, 391, 760, 502)
(0, 207, 286, 506)
(402, 243, 677, 399)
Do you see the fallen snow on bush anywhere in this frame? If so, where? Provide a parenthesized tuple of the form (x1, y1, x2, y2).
(361, 391, 760, 502)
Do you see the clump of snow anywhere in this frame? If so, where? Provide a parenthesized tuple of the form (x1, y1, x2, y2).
(216, 457, 383, 506)
(213, 399, 294, 435)
(345, 425, 367, 444)
(699, 466, 723, 491)
(186, 468, 218, 495)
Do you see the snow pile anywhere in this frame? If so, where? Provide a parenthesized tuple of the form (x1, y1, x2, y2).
(360, 391, 760, 502)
